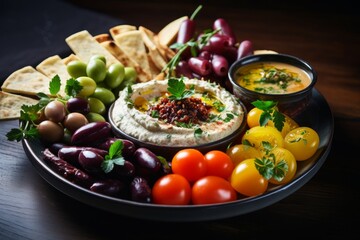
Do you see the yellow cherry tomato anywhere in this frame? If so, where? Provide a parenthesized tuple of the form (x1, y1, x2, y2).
(246, 107, 263, 128)
(230, 158, 268, 197)
(284, 127, 320, 161)
(247, 107, 299, 137)
(242, 126, 284, 150)
(268, 147, 297, 185)
(226, 144, 262, 166)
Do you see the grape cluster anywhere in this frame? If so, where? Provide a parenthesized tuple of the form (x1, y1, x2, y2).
(172, 18, 254, 90)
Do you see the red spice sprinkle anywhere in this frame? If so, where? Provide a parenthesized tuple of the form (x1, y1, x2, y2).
(148, 97, 211, 125)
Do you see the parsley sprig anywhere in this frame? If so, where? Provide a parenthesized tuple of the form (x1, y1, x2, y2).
(251, 100, 285, 132)
(243, 141, 288, 182)
(167, 77, 195, 100)
(6, 75, 82, 142)
(101, 140, 125, 173)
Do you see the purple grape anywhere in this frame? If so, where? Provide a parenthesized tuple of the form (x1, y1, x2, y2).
(211, 54, 229, 77)
(188, 57, 212, 76)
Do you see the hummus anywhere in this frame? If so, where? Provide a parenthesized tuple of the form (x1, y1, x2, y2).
(111, 78, 244, 146)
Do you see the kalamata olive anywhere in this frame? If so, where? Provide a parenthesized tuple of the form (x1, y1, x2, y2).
(37, 120, 64, 143)
(66, 97, 90, 114)
(213, 18, 236, 46)
(187, 57, 212, 76)
(63, 112, 89, 133)
(98, 137, 136, 158)
(130, 177, 152, 203)
(44, 100, 66, 123)
(58, 146, 107, 166)
(237, 40, 254, 60)
(49, 142, 68, 155)
(71, 121, 112, 146)
(198, 50, 212, 60)
(211, 54, 229, 77)
(175, 60, 193, 78)
(201, 34, 233, 55)
(110, 160, 136, 180)
(90, 179, 125, 197)
(78, 149, 104, 173)
(133, 148, 161, 178)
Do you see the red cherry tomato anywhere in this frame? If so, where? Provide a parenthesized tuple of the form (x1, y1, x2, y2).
(171, 149, 207, 182)
(204, 150, 234, 179)
(152, 174, 191, 205)
(192, 176, 237, 205)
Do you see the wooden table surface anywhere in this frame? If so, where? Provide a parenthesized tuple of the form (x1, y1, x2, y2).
(1, 0, 359, 239)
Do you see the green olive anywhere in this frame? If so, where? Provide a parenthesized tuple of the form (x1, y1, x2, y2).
(89, 55, 107, 65)
(86, 112, 106, 122)
(67, 60, 87, 78)
(104, 63, 125, 89)
(76, 76, 97, 97)
(124, 67, 137, 83)
(86, 58, 107, 83)
(90, 87, 115, 105)
(87, 97, 106, 115)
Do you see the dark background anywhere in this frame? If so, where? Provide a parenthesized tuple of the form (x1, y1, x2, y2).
(0, 0, 357, 81)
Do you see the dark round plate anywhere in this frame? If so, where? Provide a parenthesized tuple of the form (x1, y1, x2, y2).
(22, 88, 334, 222)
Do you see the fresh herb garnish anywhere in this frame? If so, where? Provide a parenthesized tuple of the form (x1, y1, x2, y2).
(101, 140, 125, 173)
(6, 75, 83, 142)
(194, 128, 203, 138)
(251, 100, 285, 132)
(65, 78, 83, 97)
(167, 77, 195, 100)
(254, 141, 288, 181)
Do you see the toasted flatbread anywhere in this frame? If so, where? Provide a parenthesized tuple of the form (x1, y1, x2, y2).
(62, 54, 80, 65)
(98, 40, 152, 82)
(139, 26, 167, 71)
(36, 55, 71, 97)
(254, 50, 278, 55)
(111, 30, 152, 82)
(1, 66, 53, 96)
(109, 25, 137, 36)
(65, 30, 120, 66)
(0, 91, 38, 120)
(157, 16, 188, 47)
(94, 33, 112, 43)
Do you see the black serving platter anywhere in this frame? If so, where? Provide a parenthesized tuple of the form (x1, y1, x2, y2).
(22, 88, 333, 222)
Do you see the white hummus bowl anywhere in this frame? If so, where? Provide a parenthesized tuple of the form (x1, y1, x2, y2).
(108, 78, 247, 158)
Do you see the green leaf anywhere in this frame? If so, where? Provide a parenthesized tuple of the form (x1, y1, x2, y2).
(65, 78, 82, 97)
(168, 78, 185, 99)
(272, 159, 288, 181)
(251, 100, 285, 132)
(259, 111, 271, 126)
(168, 77, 194, 100)
(194, 128, 203, 138)
(102, 140, 125, 174)
(49, 75, 61, 95)
(252, 100, 277, 110)
(6, 128, 24, 142)
(108, 140, 123, 159)
(272, 110, 285, 132)
(254, 157, 274, 180)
